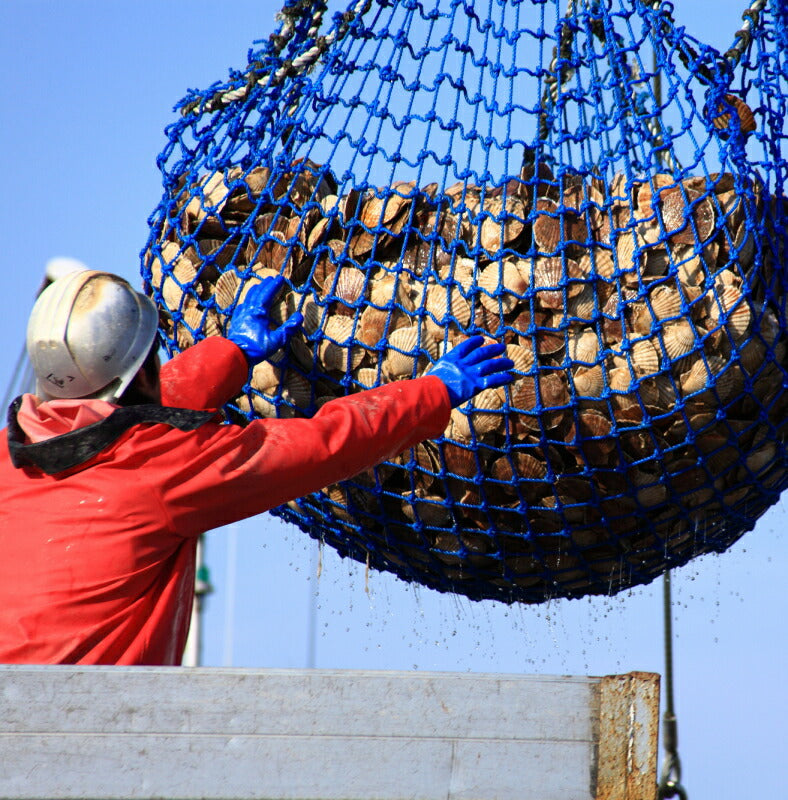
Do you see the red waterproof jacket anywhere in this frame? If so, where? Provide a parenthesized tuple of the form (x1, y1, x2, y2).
(0, 338, 450, 665)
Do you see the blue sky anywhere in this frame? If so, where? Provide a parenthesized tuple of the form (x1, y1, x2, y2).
(1, 2, 785, 798)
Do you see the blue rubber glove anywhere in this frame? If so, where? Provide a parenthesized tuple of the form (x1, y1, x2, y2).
(427, 335, 515, 408)
(228, 276, 304, 363)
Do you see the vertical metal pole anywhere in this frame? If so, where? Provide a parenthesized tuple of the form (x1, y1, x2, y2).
(183, 535, 212, 666)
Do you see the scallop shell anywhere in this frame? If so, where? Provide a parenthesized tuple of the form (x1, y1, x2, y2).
(478, 195, 527, 254)
(531, 257, 564, 310)
(295, 296, 323, 336)
(153, 242, 199, 309)
(176, 302, 208, 349)
(568, 284, 596, 322)
(577, 409, 614, 449)
(572, 366, 605, 398)
(615, 230, 640, 274)
(745, 441, 777, 475)
(244, 392, 281, 419)
(505, 343, 534, 375)
(383, 325, 437, 379)
(401, 490, 452, 527)
(633, 470, 668, 509)
(509, 376, 538, 413)
(649, 285, 682, 320)
(630, 339, 660, 376)
(532, 198, 561, 253)
(332, 266, 367, 307)
(673, 250, 706, 286)
(319, 316, 364, 372)
(354, 367, 380, 389)
(424, 283, 472, 333)
(709, 285, 751, 342)
(282, 371, 313, 410)
(711, 94, 756, 136)
(607, 366, 633, 394)
(439, 258, 475, 293)
(737, 335, 766, 376)
(589, 247, 615, 280)
(369, 272, 414, 310)
(567, 329, 599, 365)
(448, 407, 474, 441)
(214, 270, 243, 310)
(440, 439, 478, 476)
(357, 305, 390, 348)
(251, 360, 281, 394)
(661, 319, 696, 360)
(184, 170, 231, 220)
(477, 260, 528, 314)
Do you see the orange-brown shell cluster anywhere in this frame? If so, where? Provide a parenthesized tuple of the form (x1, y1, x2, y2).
(144, 160, 788, 600)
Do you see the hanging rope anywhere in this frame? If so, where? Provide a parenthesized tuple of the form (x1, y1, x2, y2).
(657, 570, 689, 800)
(178, 0, 373, 119)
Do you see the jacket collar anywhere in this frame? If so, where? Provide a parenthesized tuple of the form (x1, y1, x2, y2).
(6, 397, 215, 475)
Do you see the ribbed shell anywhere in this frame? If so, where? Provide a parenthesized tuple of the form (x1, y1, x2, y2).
(383, 325, 437, 379)
(477, 260, 528, 314)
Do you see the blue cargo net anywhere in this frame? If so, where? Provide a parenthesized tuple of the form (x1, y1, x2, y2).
(143, 0, 788, 603)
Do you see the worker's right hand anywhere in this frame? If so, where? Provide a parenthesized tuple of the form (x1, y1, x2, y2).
(426, 336, 514, 408)
(228, 276, 303, 363)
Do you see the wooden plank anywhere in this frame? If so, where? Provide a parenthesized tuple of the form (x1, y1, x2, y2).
(0, 666, 659, 800)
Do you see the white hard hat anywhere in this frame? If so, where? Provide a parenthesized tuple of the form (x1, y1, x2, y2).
(26, 270, 159, 402)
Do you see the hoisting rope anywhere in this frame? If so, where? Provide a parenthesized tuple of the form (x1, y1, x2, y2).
(535, 0, 764, 153)
(657, 570, 688, 800)
(179, 0, 373, 118)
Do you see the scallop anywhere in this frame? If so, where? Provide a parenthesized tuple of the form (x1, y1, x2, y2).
(214, 270, 243, 310)
(649, 285, 682, 320)
(572, 366, 605, 397)
(439, 258, 475, 293)
(282, 371, 313, 410)
(478, 195, 527, 254)
(673, 251, 706, 286)
(424, 283, 472, 334)
(709, 285, 751, 342)
(383, 325, 436, 379)
(532, 198, 561, 253)
(153, 242, 199, 309)
(469, 386, 505, 435)
(251, 360, 281, 394)
(630, 339, 660, 376)
(711, 94, 756, 136)
(531, 257, 564, 310)
(175, 302, 207, 349)
(477, 260, 528, 314)
(568, 329, 599, 365)
(568, 284, 596, 322)
(332, 266, 367, 307)
(354, 367, 380, 389)
(319, 316, 364, 372)
(505, 343, 534, 375)
(589, 246, 616, 280)
(369, 272, 413, 310)
(661, 319, 696, 360)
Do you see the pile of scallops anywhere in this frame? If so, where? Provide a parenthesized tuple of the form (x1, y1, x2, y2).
(144, 159, 787, 601)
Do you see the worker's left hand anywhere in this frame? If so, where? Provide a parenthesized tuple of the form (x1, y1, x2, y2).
(228, 276, 303, 363)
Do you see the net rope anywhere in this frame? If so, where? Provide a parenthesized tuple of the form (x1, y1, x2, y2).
(143, 0, 788, 604)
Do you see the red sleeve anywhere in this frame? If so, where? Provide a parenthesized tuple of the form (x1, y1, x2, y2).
(159, 338, 248, 410)
(144, 375, 452, 537)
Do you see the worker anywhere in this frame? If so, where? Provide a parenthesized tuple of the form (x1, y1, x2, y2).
(0, 269, 513, 665)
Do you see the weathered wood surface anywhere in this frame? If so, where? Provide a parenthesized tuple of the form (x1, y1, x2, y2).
(0, 666, 658, 800)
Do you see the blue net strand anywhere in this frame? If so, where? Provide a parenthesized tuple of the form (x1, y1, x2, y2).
(142, 0, 788, 604)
